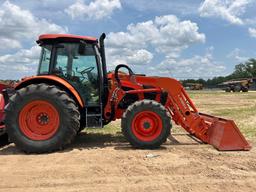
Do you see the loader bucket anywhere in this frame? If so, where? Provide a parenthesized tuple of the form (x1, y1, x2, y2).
(200, 113, 251, 151)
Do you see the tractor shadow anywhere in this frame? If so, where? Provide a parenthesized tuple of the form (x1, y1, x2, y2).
(0, 132, 204, 155)
(70, 132, 128, 149)
(0, 134, 10, 147)
(54, 132, 204, 152)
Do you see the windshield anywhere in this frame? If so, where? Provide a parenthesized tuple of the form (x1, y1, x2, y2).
(38, 44, 52, 74)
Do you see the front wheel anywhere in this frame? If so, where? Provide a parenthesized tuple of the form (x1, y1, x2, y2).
(242, 87, 249, 92)
(5, 83, 80, 153)
(121, 100, 171, 149)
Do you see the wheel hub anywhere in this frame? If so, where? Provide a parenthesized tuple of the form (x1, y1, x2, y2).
(37, 113, 49, 125)
(143, 122, 151, 129)
(19, 100, 60, 141)
(131, 111, 163, 142)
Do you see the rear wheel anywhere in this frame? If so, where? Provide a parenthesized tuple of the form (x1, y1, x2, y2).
(234, 85, 241, 92)
(77, 119, 86, 134)
(122, 100, 171, 149)
(225, 87, 231, 92)
(5, 83, 80, 153)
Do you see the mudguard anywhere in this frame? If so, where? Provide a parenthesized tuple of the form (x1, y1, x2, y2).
(15, 75, 84, 108)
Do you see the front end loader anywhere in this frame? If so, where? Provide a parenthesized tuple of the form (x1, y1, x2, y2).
(0, 33, 251, 153)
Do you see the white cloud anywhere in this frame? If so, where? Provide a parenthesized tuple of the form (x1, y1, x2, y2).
(123, 0, 199, 15)
(106, 15, 205, 67)
(227, 48, 249, 62)
(199, 0, 253, 25)
(0, 46, 40, 64)
(0, 1, 67, 50)
(248, 27, 256, 37)
(0, 1, 68, 79)
(153, 15, 206, 56)
(153, 48, 226, 79)
(65, 0, 121, 20)
(126, 49, 153, 65)
(108, 15, 205, 53)
(107, 48, 153, 66)
(0, 46, 41, 79)
(0, 37, 21, 50)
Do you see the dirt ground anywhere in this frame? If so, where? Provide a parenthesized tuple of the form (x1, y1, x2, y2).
(0, 91, 256, 192)
(0, 133, 255, 192)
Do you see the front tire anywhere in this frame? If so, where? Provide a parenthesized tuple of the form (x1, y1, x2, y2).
(121, 100, 171, 149)
(242, 86, 248, 92)
(5, 83, 80, 153)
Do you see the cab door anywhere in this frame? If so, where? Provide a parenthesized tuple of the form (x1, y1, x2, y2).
(53, 43, 101, 106)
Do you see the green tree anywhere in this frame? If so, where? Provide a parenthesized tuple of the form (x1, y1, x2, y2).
(230, 58, 256, 78)
(180, 58, 256, 88)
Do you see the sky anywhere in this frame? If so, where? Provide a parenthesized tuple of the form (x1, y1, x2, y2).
(0, 0, 256, 80)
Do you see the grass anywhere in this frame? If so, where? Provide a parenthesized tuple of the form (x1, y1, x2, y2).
(86, 90, 256, 140)
(187, 90, 256, 139)
(87, 122, 120, 134)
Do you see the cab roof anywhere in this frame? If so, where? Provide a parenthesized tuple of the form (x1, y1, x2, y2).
(37, 34, 97, 44)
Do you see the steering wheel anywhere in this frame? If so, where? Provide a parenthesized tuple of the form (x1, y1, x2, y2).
(80, 66, 95, 75)
(114, 64, 135, 85)
(76, 66, 95, 82)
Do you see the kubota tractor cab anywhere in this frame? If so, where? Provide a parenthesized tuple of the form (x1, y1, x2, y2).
(36, 34, 109, 128)
(0, 33, 251, 153)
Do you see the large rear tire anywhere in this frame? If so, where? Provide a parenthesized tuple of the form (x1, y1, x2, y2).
(234, 85, 241, 92)
(225, 87, 231, 92)
(121, 100, 171, 149)
(5, 83, 80, 153)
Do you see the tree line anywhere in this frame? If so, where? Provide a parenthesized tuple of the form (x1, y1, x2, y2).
(181, 58, 256, 88)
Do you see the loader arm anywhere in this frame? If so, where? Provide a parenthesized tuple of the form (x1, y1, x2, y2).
(135, 76, 251, 151)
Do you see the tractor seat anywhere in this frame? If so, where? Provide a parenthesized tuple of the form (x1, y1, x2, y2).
(69, 76, 80, 82)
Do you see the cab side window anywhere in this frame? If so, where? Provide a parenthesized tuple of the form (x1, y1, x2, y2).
(38, 45, 52, 74)
(54, 43, 99, 105)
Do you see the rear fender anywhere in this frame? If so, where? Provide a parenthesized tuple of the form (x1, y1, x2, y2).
(15, 75, 84, 108)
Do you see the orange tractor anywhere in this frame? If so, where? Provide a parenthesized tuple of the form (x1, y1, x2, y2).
(0, 33, 251, 153)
